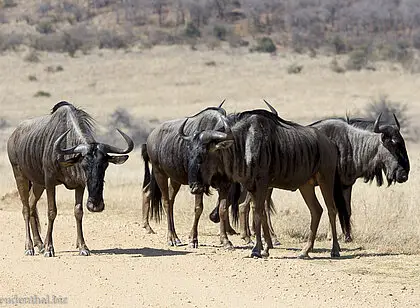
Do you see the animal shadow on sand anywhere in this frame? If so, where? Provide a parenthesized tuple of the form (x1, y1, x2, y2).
(91, 247, 191, 257)
(272, 246, 401, 260)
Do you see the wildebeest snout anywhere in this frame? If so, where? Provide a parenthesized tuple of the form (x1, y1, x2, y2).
(86, 198, 105, 212)
(396, 170, 408, 183)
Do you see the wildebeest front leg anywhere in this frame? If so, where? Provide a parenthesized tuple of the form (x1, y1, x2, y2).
(218, 189, 234, 250)
(74, 187, 90, 256)
(343, 185, 353, 242)
(29, 183, 45, 253)
(298, 183, 323, 259)
(43, 186, 57, 257)
(189, 194, 203, 248)
(11, 165, 34, 256)
(141, 182, 155, 234)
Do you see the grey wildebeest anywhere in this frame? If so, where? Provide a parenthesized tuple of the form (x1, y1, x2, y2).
(7, 101, 134, 257)
(179, 102, 350, 258)
(309, 113, 410, 241)
(142, 102, 238, 248)
(212, 112, 410, 245)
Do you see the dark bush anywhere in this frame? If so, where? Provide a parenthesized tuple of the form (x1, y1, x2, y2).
(331, 35, 347, 54)
(31, 33, 66, 52)
(34, 90, 51, 97)
(364, 95, 419, 142)
(107, 108, 157, 146)
(287, 63, 303, 74)
(36, 20, 55, 34)
(251, 37, 276, 53)
(330, 58, 345, 73)
(346, 48, 369, 71)
(2, 0, 17, 8)
(0, 32, 24, 52)
(98, 30, 130, 49)
(0, 117, 8, 129)
(185, 22, 201, 38)
(28, 75, 37, 81)
(213, 25, 227, 41)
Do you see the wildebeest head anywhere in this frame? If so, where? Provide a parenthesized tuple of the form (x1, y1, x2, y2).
(373, 113, 410, 185)
(179, 116, 234, 195)
(54, 129, 134, 212)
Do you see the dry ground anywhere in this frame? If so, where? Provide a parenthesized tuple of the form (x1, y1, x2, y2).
(0, 46, 419, 307)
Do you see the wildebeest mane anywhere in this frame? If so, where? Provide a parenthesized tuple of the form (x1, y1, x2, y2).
(51, 101, 96, 144)
(231, 109, 302, 129)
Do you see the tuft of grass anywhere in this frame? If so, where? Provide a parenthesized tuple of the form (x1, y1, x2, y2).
(24, 50, 40, 63)
(204, 60, 216, 66)
(287, 63, 303, 74)
(28, 75, 37, 81)
(250, 37, 276, 53)
(330, 58, 345, 73)
(45, 65, 64, 73)
(34, 90, 51, 98)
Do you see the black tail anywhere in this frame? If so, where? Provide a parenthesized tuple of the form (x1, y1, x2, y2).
(141, 144, 150, 189)
(229, 182, 242, 226)
(333, 168, 351, 236)
(267, 198, 276, 215)
(150, 171, 163, 222)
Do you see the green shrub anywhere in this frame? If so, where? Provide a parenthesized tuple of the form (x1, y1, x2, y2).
(213, 25, 227, 41)
(34, 90, 51, 97)
(185, 22, 200, 38)
(251, 37, 276, 53)
(36, 20, 55, 34)
(346, 48, 369, 71)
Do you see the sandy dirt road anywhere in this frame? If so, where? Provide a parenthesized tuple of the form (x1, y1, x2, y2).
(0, 202, 419, 308)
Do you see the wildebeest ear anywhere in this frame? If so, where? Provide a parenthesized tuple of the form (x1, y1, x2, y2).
(210, 140, 234, 152)
(59, 154, 83, 167)
(108, 155, 129, 164)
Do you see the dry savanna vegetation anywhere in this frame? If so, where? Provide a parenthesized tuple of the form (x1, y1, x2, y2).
(0, 1, 420, 307)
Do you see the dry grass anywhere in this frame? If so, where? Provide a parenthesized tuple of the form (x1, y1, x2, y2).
(0, 46, 419, 254)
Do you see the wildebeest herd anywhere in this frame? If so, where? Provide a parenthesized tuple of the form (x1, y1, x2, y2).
(7, 100, 410, 258)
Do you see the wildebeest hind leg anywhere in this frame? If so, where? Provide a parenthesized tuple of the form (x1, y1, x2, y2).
(74, 187, 90, 256)
(218, 189, 234, 250)
(298, 183, 323, 259)
(239, 194, 252, 244)
(11, 165, 34, 256)
(167, 179, 182, 246)
(319, 180, 340, 258)
(142, 182, 155, 234)
(29, 183, 45, 253)
(250, 188, 268, 258)
(343, 186, 353, 243)
(189, 193, 203, 248)
(265, 189, 280, 246)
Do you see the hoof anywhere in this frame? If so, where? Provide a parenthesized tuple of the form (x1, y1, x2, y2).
(273, 240, 281, 246)
(330, 250, 340, 258)
(143, 225, 156, 234)
(44, 249, 55, 258)
(37, 244, 45, 254)
(168, 239, 182, 246)
(25, 249, 35, 256)
(298, 252, 310, 259)
(189, 240, 198, 249)
(223, 241, 234, 250)
(251, 251, 262, 258)
(227, 228, 238, 235)
(261, 250, 270, 258)
(344, 235, 353, 243)
(79, 249, 91, 256)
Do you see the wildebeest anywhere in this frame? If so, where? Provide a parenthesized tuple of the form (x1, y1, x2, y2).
(7, 101, 134, 257)
(142, 102, 238, 248)
(212, 112, 410, 245)
(179, 102, 350, 258)
(310, 113, 410, 241)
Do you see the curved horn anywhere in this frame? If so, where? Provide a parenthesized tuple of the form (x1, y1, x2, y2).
(218, 99, 226, 109)
(263, 99, 278, 116)
(54, 129, 88, 155)
(345, 111, 350, 123)
(393, 113, 400, 130)
(101, 129, 134, 154)
(373, 113, 382, 133)
(178, 118, 193, 141)
(199, 131, 229, 144)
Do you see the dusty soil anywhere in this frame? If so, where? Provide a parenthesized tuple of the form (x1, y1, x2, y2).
(0, 198, 419, 308)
